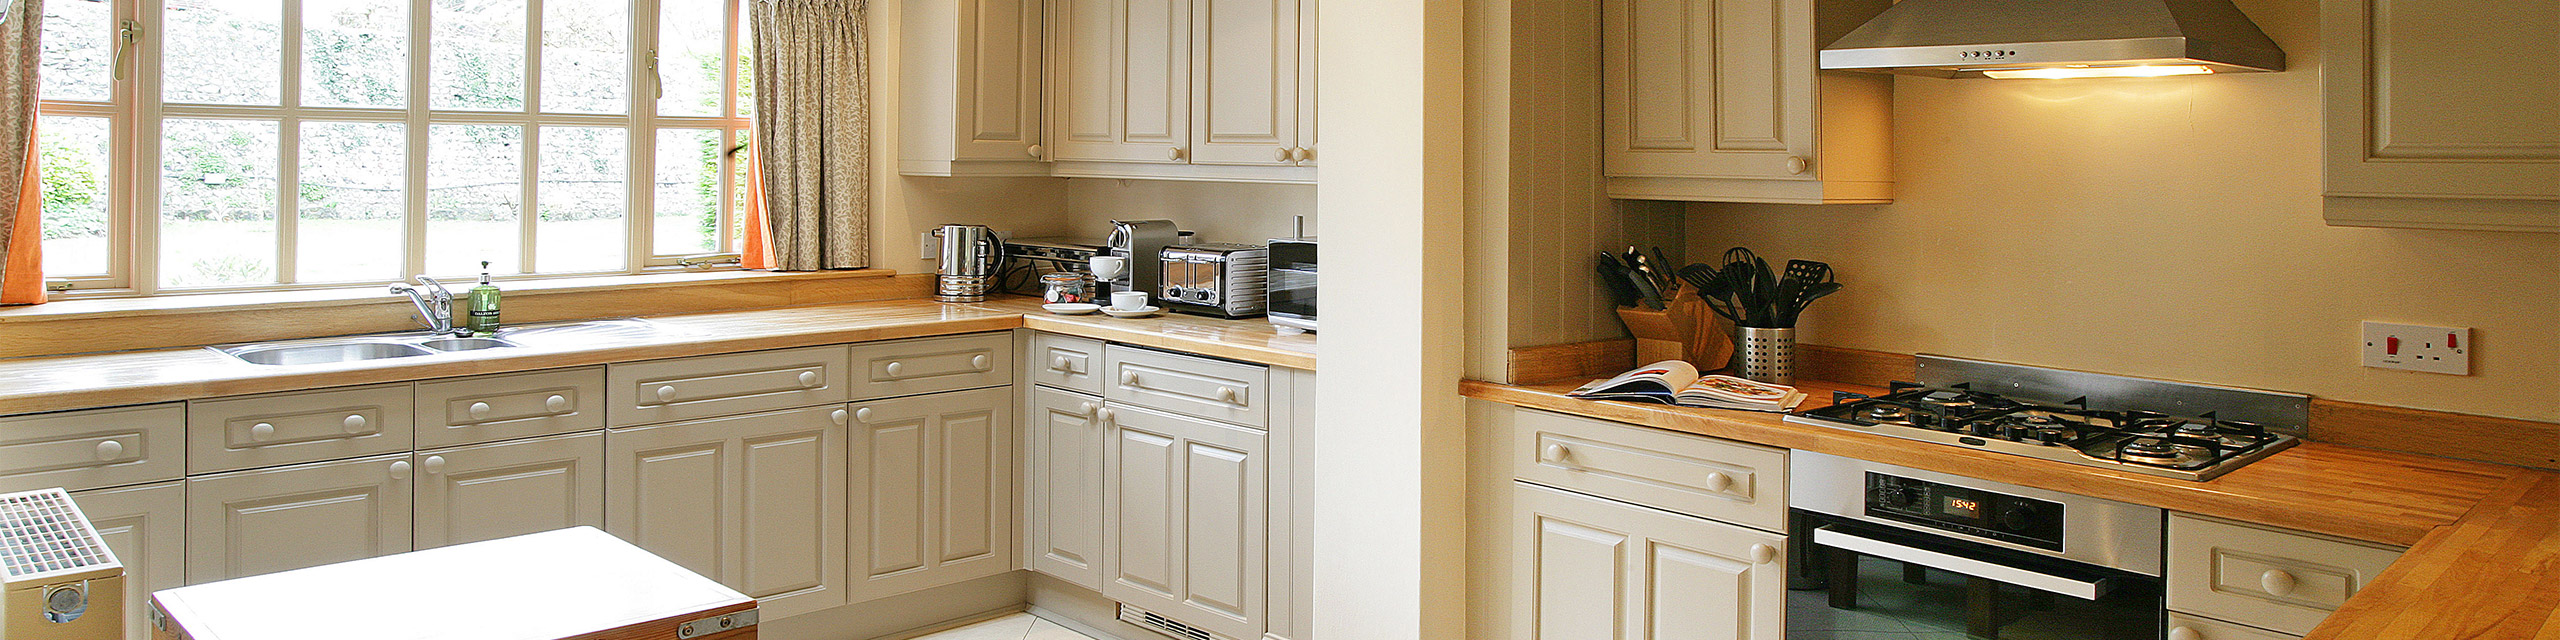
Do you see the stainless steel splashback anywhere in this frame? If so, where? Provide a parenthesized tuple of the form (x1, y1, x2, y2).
(1914, 355, 2309, 436)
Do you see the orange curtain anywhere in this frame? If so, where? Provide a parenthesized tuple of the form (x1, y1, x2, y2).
(0, 132, 39, 305)
(740, 142, 774, 270)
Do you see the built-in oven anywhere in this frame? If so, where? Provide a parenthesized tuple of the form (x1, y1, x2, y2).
(1789, 451, 2166, 640)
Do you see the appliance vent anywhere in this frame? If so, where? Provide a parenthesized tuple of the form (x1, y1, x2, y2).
(1116, 603, 1227, 640)
(0, 488, 115, 581)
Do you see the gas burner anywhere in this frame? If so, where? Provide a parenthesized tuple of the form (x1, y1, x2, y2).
(2118, 438, 2184, 465)
(1920, 391, 1977, 408)
(2173, 422, 2220, 439)
(1866, 405, 1910, 421)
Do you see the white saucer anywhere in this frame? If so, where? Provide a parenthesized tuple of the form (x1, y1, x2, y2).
(1043, 303, 1102, 315)
(1100, 305, 1162, 318)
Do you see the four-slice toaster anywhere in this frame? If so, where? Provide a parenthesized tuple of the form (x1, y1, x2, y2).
(1159, 243, 1269, 319)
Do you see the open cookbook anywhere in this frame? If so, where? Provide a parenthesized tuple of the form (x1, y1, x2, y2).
(1566, 360, 1807, 412)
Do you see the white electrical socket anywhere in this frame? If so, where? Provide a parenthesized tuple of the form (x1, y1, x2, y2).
(2361, 321, 2471, 375)
(920, 232, 940, 260)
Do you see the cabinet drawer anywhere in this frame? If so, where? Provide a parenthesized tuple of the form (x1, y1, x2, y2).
(2168, 513, 2403, 636)
(845, 333, 1013, 400)
(415, 367, 605, 449)
(189, 385, 414, 474)
(1027, 332, 1105, 395)
(2169, 612, 2301, 640)
(1103, 345, 1268, 428)
(0, 404, 185, 493)
(608, 345, 850, 427)
(1509, 408, 1787, 532)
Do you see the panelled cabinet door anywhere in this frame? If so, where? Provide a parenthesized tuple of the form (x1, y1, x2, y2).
(1189, 0, 1300, 166)
(1103, 402, 1267, 640)
(1050, 0, 1193, 163)
(185, 453, 415, 584)
(1026, 386, 1111, 589)
(413, 431, 606, 550)
(847, 386, 1016, 600)
(606, 406, 848, 620)
(900, 0, 1051, 175)
(2322, 0, 2560, 202)
(1510, 481, 1785, 640)
(1601, 0, 1815, 181)
(73, 480, 184, 640)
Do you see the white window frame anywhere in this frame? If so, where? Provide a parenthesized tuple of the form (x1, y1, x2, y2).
(41, 0, 754, 297)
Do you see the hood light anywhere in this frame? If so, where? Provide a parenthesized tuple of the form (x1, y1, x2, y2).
(1980, 65, 2215, 79)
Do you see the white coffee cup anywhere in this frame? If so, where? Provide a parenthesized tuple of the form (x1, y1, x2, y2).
(1110, 291, 1150, 311)
(1088, 256, 1128, 281)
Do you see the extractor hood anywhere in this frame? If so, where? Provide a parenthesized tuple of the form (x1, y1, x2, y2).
(1819, 0, 2285, 79)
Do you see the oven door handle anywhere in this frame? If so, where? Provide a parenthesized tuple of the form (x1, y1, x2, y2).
(1813, 526, 2112, 600)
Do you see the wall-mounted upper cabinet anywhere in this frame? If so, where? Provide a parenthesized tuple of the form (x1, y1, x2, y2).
(1601, 0, 1891, 204)
(2321, 0, 2560, 232)
(900, 0, 1052, 177)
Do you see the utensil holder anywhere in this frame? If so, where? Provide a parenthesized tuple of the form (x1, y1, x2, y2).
(1730, 327, 1796, 385)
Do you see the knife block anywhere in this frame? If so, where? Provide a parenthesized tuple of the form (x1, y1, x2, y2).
(1617, 294, 1733, 371)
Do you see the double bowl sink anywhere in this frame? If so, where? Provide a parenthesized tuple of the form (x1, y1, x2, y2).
(213, 319, 678, 366)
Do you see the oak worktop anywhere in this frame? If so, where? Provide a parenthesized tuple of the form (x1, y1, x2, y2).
(0, 296, 1315, 416)
(1463, 378, 2560, 640)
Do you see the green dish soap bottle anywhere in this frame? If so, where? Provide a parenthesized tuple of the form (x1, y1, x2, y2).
(466, 261, 502, 335)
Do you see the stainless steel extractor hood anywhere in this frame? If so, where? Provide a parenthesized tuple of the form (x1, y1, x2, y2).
(1819, 0, 2285, 78)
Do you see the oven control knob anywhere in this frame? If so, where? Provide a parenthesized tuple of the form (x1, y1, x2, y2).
(1998, 503, 2039, 532)
(1869, 486, 1919, 510)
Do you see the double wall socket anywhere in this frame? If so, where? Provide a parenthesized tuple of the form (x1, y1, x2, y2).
(2361, 321, 2471, 375)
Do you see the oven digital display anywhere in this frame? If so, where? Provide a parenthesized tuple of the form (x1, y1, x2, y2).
(1864, 472, 2067, 551)
(1943, 496, 1982, 519)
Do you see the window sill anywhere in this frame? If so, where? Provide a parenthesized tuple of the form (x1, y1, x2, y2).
(0, 268, 904, 325)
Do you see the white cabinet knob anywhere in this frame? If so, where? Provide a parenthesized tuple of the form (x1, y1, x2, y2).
(1217, 387, 1241, 403)
(830, 409, 848, 425)
(1052, 356, 1072, 372)
(343, 414, 368, 432)
(799, 371, 822, 387)
(422, 455, 446, 475)
(1098, 408, 1115, 423)
(1169, 147, 1185, 161)
(2168, 627, 2202, 640)
(656, 385, 678, 402)
(973, 354, 991, 369)
(468, 402, 492, 418)
(93, 440, 123, 461)
(1705, 471, 1733, 493)
(1121, 371, 1139, 385)
(545, 395, 568, 412)
(855, 407, 875, 422)
(1295, 147, 1313, 162)
(1278, 147, 1295, 162)
(1786, 155, 1810, 175)
(1027, 144, 1044, 158)
(1750, 544, 1778, 565)
(1542, 443, 1572, 466)
(249, 423, 275, 441)
(886, 361, 905, 376)
(388, 460, 412, 480)
(2260, 569, 2298, 597)
(1080, 401, 1098, 416)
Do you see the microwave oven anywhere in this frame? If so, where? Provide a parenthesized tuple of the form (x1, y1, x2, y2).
(1266, 237, 1315, 333)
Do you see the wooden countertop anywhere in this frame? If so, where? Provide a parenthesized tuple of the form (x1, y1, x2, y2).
(0, 296, 1315, 415)
(1462, 378, 2560, 639)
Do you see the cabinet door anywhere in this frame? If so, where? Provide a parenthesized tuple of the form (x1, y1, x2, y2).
(414, 431, 605, 550)
(1601, 0, 1814, 181)
(1050, 0, 1192, 163)
(1025, 386, 1110, 589)
(606, 406, 847, 620)
(2323, 0, 2560, 202)
(847, 386, 1015, 600)
(1103, 402, 1266, 640)
(1189, 0, 1299, 166)
(1510, 481, 1785, 640)
(73, 481, 184, 640)
(1293, 0, 1316, 166)
(960, 0, 1048, 162)
(186, 454, 414, 583)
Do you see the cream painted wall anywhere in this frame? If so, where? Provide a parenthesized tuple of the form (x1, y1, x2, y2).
(1683, 0, 2560, 422)
(864, 1, 1070, 271)
(1057, 179, 1316, 243)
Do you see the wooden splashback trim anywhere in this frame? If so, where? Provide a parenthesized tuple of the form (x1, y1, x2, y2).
(1505, 338, 2558, 470)
(0, 271, 933, 359)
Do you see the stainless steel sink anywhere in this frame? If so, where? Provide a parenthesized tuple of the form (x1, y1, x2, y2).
(213, 319, 669, 365)
(418, 337, 520, 352)
(224, 341, 439, 366)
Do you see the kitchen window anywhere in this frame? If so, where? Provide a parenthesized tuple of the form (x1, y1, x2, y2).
(37, 0, 756, 296)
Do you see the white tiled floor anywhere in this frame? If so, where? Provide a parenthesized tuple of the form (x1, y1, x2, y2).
(913, 613, 1105, 640)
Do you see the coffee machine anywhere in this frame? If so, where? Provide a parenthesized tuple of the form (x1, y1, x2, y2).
(932, 224, 1004, 302)
(1103, 219, 1181, 303)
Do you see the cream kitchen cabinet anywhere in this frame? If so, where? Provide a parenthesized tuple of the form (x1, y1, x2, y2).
(1047, 0, 1316, 183)
(2167, 513, 2404, 637)
(900, 0, 1052, 177)
(606, 405, 848, 620)
(184, 453, 415, 583)
(1102, 401, 1267, 640)
(1025, 385, 1111, 590)
(73, 480, 184, 640)
(1600, 0, 1890, 204)
(1510, 481, 1786, 640)
(412, 431, 605, 550)
(0, 403, 184, 494)
(846, 386, 1016, 600)
(2320, 0, 2560, 231)
(1049, 0, 1191, 164)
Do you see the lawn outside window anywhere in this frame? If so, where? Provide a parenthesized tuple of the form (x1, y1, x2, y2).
(36, 0, 757, 297)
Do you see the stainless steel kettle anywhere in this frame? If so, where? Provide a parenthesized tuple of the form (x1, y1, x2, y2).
(932, 224, 1004, 302)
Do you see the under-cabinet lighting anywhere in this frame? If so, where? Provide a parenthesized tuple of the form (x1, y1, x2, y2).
(1980, 65, 2215, 79)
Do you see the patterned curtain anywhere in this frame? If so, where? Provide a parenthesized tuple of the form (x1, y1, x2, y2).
(748, 0, 870, 271)
(0, 0, 48, 305)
